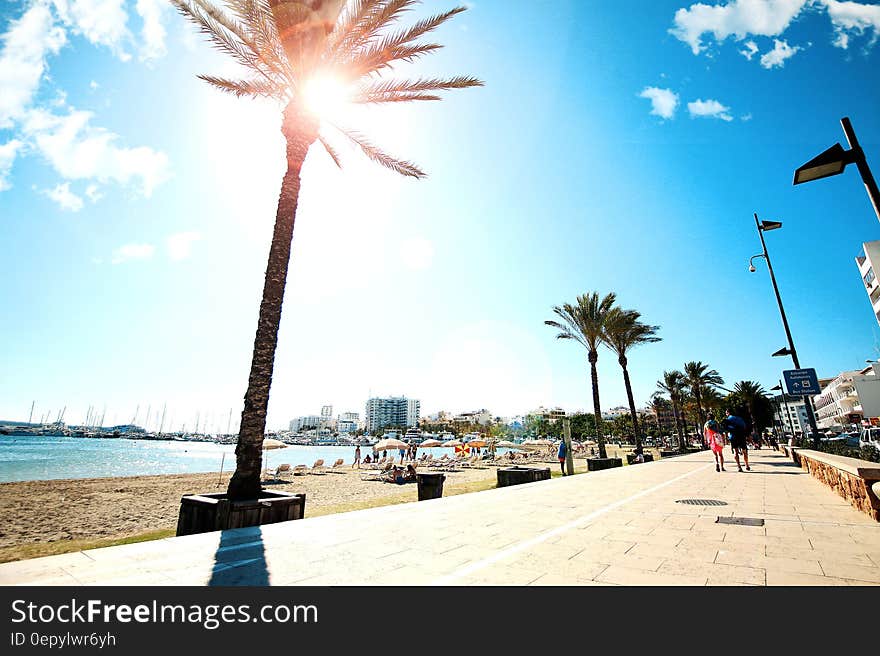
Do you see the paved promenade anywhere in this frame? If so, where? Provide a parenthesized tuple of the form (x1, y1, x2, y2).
(2, 448, 879, 586)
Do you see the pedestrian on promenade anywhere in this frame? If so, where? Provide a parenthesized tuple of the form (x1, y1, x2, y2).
(722, 409, 750, 472)
(557, 439, 567, 475)
(703, 414, 725, 472)
(353, 445, 361, 469)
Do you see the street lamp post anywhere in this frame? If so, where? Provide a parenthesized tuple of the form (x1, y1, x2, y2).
(794, 116, 880, 222)
(749, 213, 821, 447)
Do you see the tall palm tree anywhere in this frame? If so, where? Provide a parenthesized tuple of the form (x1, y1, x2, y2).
(546, 292, 618, 459)
(657, 370, 687, 452)
(683, 361, 724, 447)
(602, 309, 661, 454)
(172, 0, 482, 499)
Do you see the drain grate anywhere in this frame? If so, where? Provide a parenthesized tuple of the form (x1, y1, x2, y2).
(675, 499, 728, 506)
(716, 516, 764, 526)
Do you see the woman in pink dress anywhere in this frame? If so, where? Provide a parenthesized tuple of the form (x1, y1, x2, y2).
(703, 414, 726, 472)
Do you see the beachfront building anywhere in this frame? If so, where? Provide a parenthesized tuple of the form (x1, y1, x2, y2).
(602, 406, 629, 421)
(856, 241, 880, 326)
(453, 409, 493, 426)
(365, 396, 420, 433)
(289, 415, 323, 432)
(814, 363, 880, 430)
(337, 411, 360, 434)
(526, 406, 567, 424)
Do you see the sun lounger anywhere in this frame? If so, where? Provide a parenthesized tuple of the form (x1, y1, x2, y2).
(262, 463, 291, 482)
(292, 464, 309, 476)
(327, 458, 345, 473)
(309, 459, 326, 474)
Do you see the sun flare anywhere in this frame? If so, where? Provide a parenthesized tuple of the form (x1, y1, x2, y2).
(301, 74, 352, 120)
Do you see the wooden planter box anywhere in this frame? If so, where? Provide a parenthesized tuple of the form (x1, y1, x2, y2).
(497, 466, 551, 487)
(176, 490, 306, 537)
(587, 457, 622, 471)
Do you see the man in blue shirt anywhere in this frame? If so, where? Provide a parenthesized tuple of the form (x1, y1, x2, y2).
(722, 409, 750, 472)
(557, 439, 567, 475)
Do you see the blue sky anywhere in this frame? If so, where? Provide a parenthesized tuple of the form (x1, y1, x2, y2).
(1, 0, 879, 430)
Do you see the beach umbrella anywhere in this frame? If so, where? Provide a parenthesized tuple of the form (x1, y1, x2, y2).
(441, 439, 462, 447)
(419, 438, 443, 447)
(262, 438, 288, 474)
(373, 438, 408, 450)
(465, 439, 487, 448)
(496, 440, 518, 448)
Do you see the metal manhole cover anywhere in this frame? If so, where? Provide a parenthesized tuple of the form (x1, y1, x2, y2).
(716, 517, 764, 526)
(675, 499, 728, 506)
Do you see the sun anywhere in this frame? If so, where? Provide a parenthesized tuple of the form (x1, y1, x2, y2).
(301, 73, 352, 120)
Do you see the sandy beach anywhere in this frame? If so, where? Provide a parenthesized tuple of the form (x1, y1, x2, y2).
(0, 459, 567, 561)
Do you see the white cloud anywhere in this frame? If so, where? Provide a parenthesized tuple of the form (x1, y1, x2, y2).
(824, 0, 880, 49)
(741, 112, 754, 121)
(21, 108, 170, 196)
(89, 79, 99, 90)
(0, 2, 67, 128)
(42, 181, 83, 211)
(166, 231, 201, 261)
(51, 0, 131, 60)
(112, 242, 154, 264)
(400, 237, 434, 270)
(135, 0, 168, 61)
(638, 86, 680, 120)
(670, 0, 809, 54)
(688, 98, 735, 121)
(760, 38, 802, 67)
(0, 139, 23, 191)
(85, 183, 102, 202)
(740, 39, 759, 59)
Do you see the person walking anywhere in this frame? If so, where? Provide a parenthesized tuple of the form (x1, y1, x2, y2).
(557, 439, 567, 475)
(353, 445, 361, 469)
(703, 414, 725, 472)
(722, 409, 750, 472)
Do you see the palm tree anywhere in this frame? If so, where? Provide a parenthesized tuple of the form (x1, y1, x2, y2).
(732, 380, 769, 438)
(172, 0, 482, 499)
(657, 370, 688, 452)
(683, 361, 724, 447)
(602, 309, 661, 454)
(545, 292, 618, 459)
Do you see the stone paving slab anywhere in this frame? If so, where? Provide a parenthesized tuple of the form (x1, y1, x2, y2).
(1, 449, 878, 586)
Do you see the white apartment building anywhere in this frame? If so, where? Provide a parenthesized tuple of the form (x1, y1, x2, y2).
(527, 406, 567, 423)
(814, 363, 880, 429)
(289, 415, 323, 432)
(453, 409, 493, 425)
(771, 394, 811, 437)
(856, 241, 880, 326)
(365, 397, 420, 433)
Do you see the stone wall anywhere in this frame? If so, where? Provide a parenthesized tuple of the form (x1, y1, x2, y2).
(795, 452, 880, 522)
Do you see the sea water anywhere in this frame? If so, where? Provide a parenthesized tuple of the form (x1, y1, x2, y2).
(0, 435, 511, 483)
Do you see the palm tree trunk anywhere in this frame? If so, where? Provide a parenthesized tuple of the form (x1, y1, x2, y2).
(227, 104, 317, 501)
(694, 388, 707, 450)
(620, 356, 642, 453)
(589, 350, 606, 459)
(673, 400, 686, 453)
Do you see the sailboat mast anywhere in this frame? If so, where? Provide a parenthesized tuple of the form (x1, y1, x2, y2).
(28, 401, 34, 424)
(158, 403, 166, 436)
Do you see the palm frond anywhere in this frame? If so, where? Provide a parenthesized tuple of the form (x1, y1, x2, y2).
(318, 133, 344, 168)
(226, 0, 291, 75)
(357, 76, 482, 97)
(335, 127, 425, 178)
(328, 0, 419, 59)
(197, 74, 285, 99)
(345, 7, 467, 75)
(171, 0, 285, 80)
(355, 91, 441, 104)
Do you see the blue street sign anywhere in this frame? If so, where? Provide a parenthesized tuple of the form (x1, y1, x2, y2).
(783, 368, 821, 396)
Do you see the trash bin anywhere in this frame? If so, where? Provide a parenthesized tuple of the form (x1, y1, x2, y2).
(416, 472, 445, 501)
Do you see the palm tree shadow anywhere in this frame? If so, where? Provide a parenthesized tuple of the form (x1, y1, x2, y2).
(208, 526, 270, 586)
